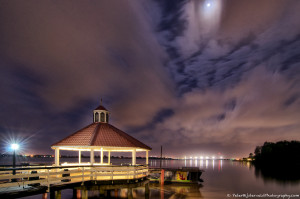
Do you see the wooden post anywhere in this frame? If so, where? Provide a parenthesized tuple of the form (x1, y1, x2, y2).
(82, 190, 88, 199)
(99, 187, 105, 197)
(160, 169, 164, 185)
(108, 151, 111, 165)
(50, 190, 61, 199)
(106, 190, 111, 198)
(55, 190, 61, 199)
(127, 188, 133, 199)
(73, 189, 81, 199)
(145, 183, 150, 199)
(42, 193, 47, 199)
(114, 189, 118, 198)
(50, 190, 54, 199)
(72, 189, 76, 199)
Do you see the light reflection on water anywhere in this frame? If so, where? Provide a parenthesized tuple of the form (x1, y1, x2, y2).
(151, 159, 222, 170)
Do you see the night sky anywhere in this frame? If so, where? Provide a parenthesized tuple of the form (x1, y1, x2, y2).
(0, 0, 299, 158)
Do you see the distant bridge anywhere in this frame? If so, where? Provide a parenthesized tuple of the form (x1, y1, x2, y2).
(184, 156, 224, 160)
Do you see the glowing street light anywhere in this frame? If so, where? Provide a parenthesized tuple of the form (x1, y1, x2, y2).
(11, 144, 19, 150)
(11, 143, 19, 176)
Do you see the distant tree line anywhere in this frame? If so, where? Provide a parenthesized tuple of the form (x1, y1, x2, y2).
(254, 140, 300, 167)
(252, 140, 300, 182)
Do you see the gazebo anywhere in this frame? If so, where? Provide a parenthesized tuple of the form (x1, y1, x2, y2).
(51, 103, 151, 166)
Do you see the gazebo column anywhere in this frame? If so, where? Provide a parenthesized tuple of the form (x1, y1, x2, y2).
(100, 148, 103, 164)
(108, 151, 111, 165)
(78, 150, 81, 164)
(55, 148, 60, 166)
(90, 149, 95, 165)
(146, 151, 149, 165)
(132, 149, 136, 165)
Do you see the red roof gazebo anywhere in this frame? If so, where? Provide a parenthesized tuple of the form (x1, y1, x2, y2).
(51, 103, 151, 166)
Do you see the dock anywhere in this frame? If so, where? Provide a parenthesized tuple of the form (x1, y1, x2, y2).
(0, 164, 149, 199)
(149, 167, 203, 184)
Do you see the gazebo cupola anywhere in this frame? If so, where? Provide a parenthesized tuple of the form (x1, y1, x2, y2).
(93, 101, 109, 123)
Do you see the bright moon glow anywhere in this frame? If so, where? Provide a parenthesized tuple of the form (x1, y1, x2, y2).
(11, 144, 19, 150)
(198, 0, 223, 34)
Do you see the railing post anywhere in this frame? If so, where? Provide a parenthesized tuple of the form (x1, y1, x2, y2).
(94, 167, 97, 181)
(47, 169, 50, 192)
(90, 167, 94, 181)
(127, 167, 130, 181)
(81, 167, 84, 185)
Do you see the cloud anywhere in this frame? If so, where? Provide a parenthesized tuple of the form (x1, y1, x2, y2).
(151, 0, 300, 93)
(0, 1, 176, 153)
(0, 1, 175, 126)
(141, 67, 300, 157)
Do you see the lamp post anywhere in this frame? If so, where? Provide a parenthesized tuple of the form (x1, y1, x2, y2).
(11, 144, 19, 175)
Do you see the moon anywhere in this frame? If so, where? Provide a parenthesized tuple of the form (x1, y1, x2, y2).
(198, 0, 223, 35)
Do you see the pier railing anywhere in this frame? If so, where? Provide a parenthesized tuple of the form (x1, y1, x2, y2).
(0, 165, 148, 190)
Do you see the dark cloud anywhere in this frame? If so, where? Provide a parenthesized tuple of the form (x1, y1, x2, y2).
(140, 0, 300, 157)
(0, 1, 175, 154)
(0, 0, 299, 158)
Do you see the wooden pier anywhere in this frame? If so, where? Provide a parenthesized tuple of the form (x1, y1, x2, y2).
(0, 164, 149, 199)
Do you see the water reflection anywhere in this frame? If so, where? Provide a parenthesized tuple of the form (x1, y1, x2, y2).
(218, 160, 223, 172)
(150, 159, 300, 185)
(254, 163, 300, 184)
(150, 184, 203, 199)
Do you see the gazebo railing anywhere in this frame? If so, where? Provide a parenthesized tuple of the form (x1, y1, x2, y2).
(0, 165, 149, 191)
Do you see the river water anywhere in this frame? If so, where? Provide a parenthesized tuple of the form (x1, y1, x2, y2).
(1, 157, 299, 199)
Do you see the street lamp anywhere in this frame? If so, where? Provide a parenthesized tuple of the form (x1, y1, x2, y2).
(11, 143, 19, 175)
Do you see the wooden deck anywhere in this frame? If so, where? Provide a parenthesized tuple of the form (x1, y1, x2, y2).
(0, 165, 149, 198)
